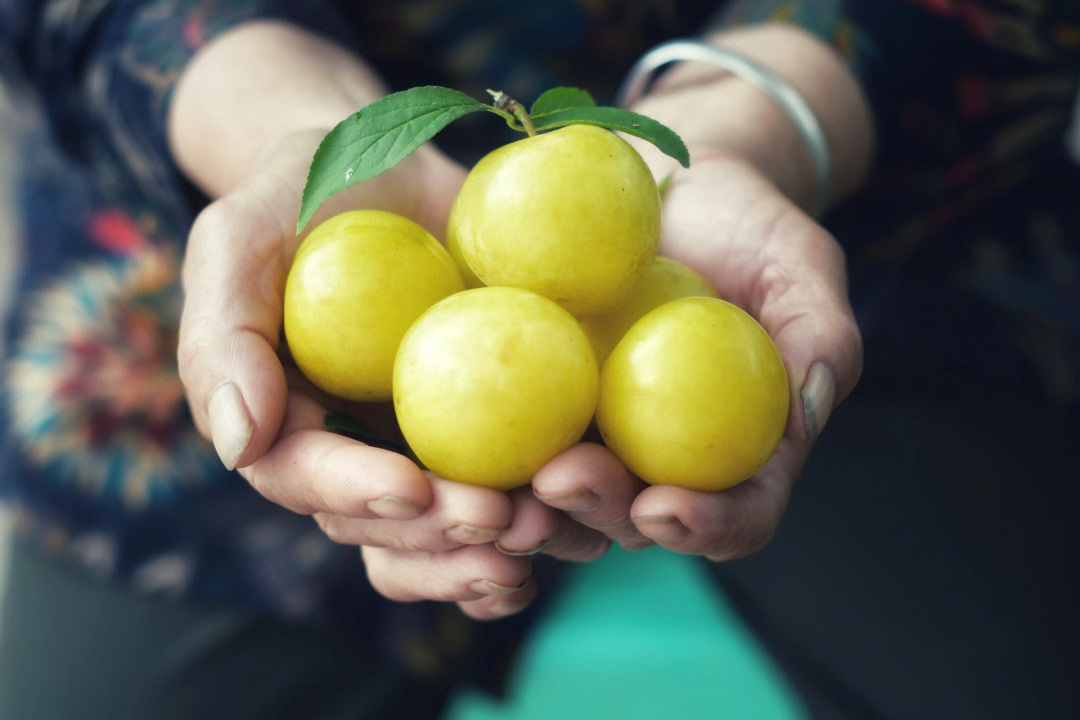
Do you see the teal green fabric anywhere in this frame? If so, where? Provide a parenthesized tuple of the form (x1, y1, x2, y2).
(445, 545, 808, 720)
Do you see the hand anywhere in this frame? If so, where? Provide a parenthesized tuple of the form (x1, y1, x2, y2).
(178, 129, 614, 619)
(178, 130, 512, 569)
(533, 23, 871, 559)
(534, 155, 862, 559)
(369, 153, 863, 608)
(171, 22, 617, 619)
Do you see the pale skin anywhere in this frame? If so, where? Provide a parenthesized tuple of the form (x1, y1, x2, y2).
(171, 20, 872, 620)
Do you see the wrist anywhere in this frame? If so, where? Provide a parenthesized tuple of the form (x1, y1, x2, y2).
(167, 20, 388, 198)
(626, 72, 820, 209)
(624, 23, 875, 214)
(234, 129, 465, 243)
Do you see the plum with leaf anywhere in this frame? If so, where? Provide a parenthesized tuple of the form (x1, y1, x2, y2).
(296, 86, 686, 320)
(291, 86, 700, 488)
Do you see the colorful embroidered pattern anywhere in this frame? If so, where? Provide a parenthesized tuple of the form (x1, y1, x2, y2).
(5, 246, 219, 510)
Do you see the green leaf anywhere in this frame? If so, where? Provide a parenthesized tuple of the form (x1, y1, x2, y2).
(529, 87, 596, 117)
(530, 106, 690, 168)
(297, 86, 491, 233)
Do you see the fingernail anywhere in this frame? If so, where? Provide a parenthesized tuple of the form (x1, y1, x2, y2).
(632, 516, 690, 542)
(367, 496, 427, 520)
(495, 537, 554, 557)
(207, 382, 253, 470)
(801, 362, 836, 444)
(469, 577, 530, 595)
(446, 525, 503, 544)
(533, 489, 601, 512)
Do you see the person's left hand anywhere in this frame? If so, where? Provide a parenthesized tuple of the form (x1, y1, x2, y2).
(533, 151, 863, 559)
(362, 150, 864, 620)
(361, 81, 865, 620)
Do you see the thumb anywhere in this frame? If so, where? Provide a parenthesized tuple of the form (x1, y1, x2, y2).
(178, 192, 291, 469)
(768, 297, 862, 444)
(754, 214, 863, 444)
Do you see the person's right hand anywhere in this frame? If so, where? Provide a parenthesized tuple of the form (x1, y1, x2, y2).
(176, 129, 512, 582)
(178, 128, 615, 619)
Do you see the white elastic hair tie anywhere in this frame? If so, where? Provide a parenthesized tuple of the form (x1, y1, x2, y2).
(617, 39, 833, 218)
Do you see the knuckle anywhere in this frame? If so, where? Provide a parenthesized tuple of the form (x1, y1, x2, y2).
(182, 201, 234, 289)
(400, 533, 451, 554)
(705, 493, 741, 536)
(583, 509, 632, 535)
(755, 256, 799, 311)
(804, 224, 842, 261)
(175, 326, 210, 388)
(309, 445, 372, 517)
(694, 498, 743, 555)
(182, 195, 287, 306)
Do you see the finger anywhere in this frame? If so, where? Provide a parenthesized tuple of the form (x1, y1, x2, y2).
(178, 191, 293, 470)
(537, 519, 612, 563)
(493, 486, 562, 556)
(239, 391, 432, 519)
(630, 439, 809, 560)
(532, 443, 653, 551)
(314, 474, 513, 551)
(361, 544, 532, 604)
(749, 210, 862, 444)
(457, 575, 538, 620)
(495, 487, 611, 562)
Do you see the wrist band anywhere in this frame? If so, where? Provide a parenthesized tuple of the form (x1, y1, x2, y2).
(617, 39, 833, 218)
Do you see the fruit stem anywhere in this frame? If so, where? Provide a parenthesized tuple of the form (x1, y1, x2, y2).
(487, 90, 537, 137)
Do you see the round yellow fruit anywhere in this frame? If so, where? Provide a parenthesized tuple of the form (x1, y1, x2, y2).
(580, 256, 718, 369)
(393, 286, 599, 490)
(446, 124, 661, 318)
(283, 209, 464, 402)
(596, 297, 789, 491)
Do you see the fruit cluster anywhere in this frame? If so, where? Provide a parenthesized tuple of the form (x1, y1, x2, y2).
(284, 124, 788, 493)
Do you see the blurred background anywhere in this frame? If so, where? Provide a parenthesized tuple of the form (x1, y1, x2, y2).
(0, 77, 18, 620)
(0, 78, 17, 617)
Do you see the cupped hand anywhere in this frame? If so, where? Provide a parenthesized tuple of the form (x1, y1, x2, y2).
(368, 153, 864, 617)
(178, 128, 615, 619)
(177, 130, 507, 563)
(533, 153, 863, 560)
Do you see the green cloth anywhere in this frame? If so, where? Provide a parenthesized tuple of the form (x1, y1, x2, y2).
(445, 545, 808, 720)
